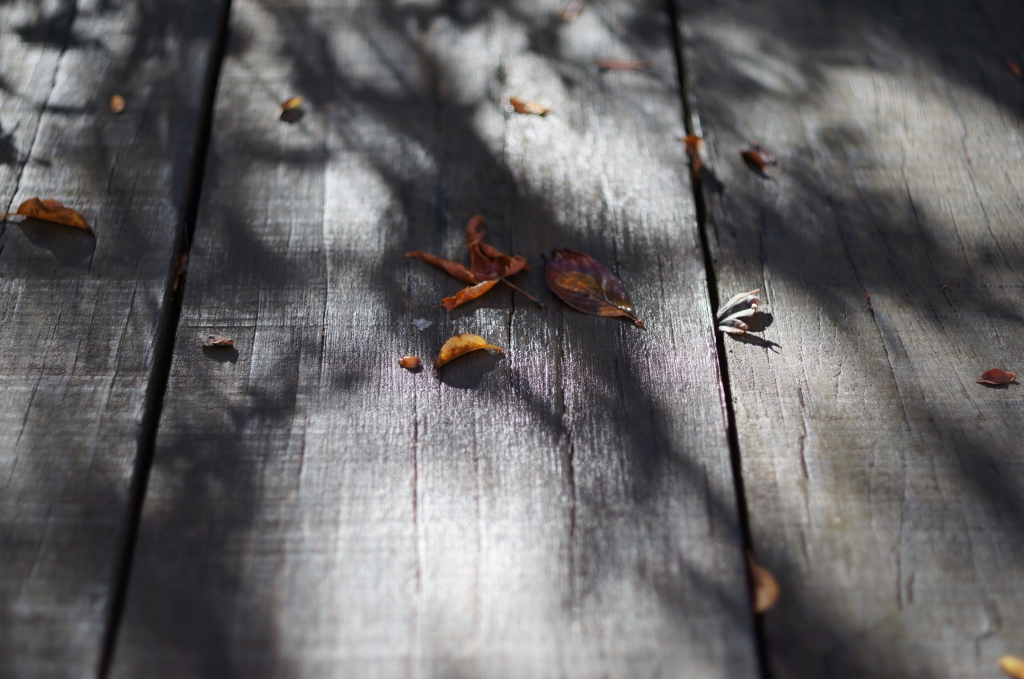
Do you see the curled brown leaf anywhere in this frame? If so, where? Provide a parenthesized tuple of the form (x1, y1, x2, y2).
(406, 215, 538, 310)
(0, 198, 93, 235)
(977, 368, 1016, 385)
(509, 97, 550, 116)
(746, 551, 780, 614)
(1001, 656, 1024, 679)
(545, 249, 642, 326)
(741, 142, 777, 172)
(434, 334, 503, 369)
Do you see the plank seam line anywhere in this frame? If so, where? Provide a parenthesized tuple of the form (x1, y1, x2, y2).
(94, 0, 234, 674)
(661, 1, 770, 677)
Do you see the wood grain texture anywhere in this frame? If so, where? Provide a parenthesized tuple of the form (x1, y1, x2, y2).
(109, 1, 759, 676)
(0, 0, 224, 676)
(677, 0, 1024, 676)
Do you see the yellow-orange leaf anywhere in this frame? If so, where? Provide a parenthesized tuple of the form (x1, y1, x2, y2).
(0, 198, 93, 235)
(1001, 656, 1024, 679)
(434, 334, 503, 369)
(280, 97, 305, 123)
(509, 97, 550, 116)
(747, 552, 780, 614)
(110, 94, 126, 113)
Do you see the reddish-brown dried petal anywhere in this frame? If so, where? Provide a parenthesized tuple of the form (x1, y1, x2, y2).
(977, 368, 1016, 385)
(442, 279, 500, 310)
(434, 334, 503, 369)
(405, 250, 479, 284)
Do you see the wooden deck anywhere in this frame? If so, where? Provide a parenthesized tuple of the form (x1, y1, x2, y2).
(1, 0, 1022, 677)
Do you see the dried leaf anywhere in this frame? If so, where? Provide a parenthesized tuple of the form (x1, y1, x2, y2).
(406, 215, 537, 310)
(747, 552, 780, 614)
(434, 334, 503, 369)
(1007, 61, 1023, 78)
(683, 134, 704, 176)
(399, 355, 422, 370)
(202, 332, 235, 347)
(279, 96, 305, 123)
(509, 97, 550, 116)
(741, 142, 777, 172)
(173, 253, 189, 292)
(1000, 656, 1024, 679)
(594, 59, 651, 71)
(110, 94, 126, 114)
(412, 317, 433, 331)
(556, 0, 583, 21)
(545, 249, 643, 327)
(0, 198, 93, 235)
(977, 368, 1016, 385)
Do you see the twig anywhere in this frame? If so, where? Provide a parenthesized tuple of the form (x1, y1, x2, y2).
(501, 278, 544, 307)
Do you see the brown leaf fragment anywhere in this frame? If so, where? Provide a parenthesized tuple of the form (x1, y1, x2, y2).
(434, 334, 503, 369)
(406, 215, 535, 310)
(683, 134, 704, 177)
(0, 198, 93, 235)
(279, 96, 305, 123)
(399, 355, 421, 370)
(509, 97, 550, 116)
(546, 249, 643, 326)
(202, 332, 235, 348)
(746, 551, 780, 614)
(1000, 656, 1024, 679)
(110, 94, 126, 114)
(977, 368, 1016, 386)
(741, 142, 777, 172)
(173, 253, 189, 292)
(556, 0, 583, 21)
(594, 59, 651, 71)
(940, 284, 949, 292)
(1007, 60, 1023, 78)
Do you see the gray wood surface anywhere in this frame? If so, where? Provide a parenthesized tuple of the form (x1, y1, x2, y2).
(109, 1, 759, 677)
(678, 0, 1024, 676)
(0, 0, 224, 675)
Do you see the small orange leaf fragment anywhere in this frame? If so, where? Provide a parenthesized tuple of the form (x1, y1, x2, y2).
(110, 94, 126, 113)
(1007, 61, 1022, 78)
(202, 332, 235, 347)
(509, 97, 550, 116)
(400, 355, 422, 370)
(0, 198, 93, 235)
(594, 59, 651, 71)
(747, 551, 780, 614)
(683, 134, 704, 176)
(977, 368, 1016, 386)
(279, 97, 304, 123)
(1000, 656, 1024, 679)
(741, 141, 777, 172)
(434, 334, 503, 369)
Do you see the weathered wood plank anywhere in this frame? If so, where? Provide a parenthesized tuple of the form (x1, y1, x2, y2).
(677, 0, 1024, 676)
(0, 0, 225, 676)
(109, 1, 759, 676)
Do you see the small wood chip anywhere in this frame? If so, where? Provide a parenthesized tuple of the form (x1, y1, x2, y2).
(202, 332, 235, 348)
(399, 355, 421, 370)
(1001, 656, 1024, 679)
(109, 94, 126, 114)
